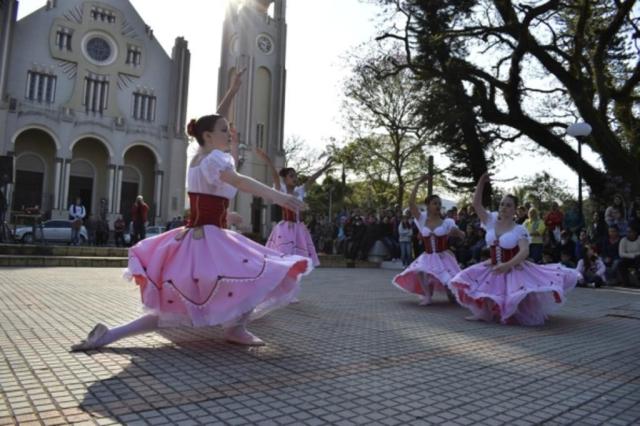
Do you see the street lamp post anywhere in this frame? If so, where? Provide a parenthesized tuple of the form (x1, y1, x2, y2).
(566, 122, 592, 222)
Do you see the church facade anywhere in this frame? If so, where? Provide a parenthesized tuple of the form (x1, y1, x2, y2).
(217, 0, 287, 238)
(0, 0, 190, 225)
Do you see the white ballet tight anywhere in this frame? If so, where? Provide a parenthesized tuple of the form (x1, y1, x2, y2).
(95, 314, 159, 347)
(94, 312, 253, 348)
(419, 272, 434, 303)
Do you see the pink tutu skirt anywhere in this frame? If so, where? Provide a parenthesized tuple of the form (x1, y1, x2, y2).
(448, 261, 579, 325)
(266, 221, 320, 267)
(392, 251, 460, 297)
(124, 225, 312, 328)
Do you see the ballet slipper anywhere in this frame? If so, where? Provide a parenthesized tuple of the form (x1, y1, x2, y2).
(70, 323, 108, 351)
(223, 325, 266, 346)
(419, 295, 432, 306)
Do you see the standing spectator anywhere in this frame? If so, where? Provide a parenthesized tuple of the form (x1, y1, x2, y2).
(524, 207, 545, 263)
(457, 206, 469, 230)
(608, 207, 629, 237)
(576, 246, 606, 288)
(360, 214, 380, 260)
(515, 206, 528, 224)
(99, 198, 108, 221)
(588, 210, 607, 244)
(559, 230, 576, 264)
(466, 205, 479, 229)
(563, 201, 584, 235)
(347, 216, 366, 260)
(85, 214, 97, 246)
(457, 224, 479, 266)
(605, 194, 627, 225)
(618, 226, 640, 287)
(628, 195, 640, 223)
(379, 215, 399, 261)
(68, 196, 86, 246)
(114, 216, 126, 247)
(469, 226, 487, 264)
(131, 195, 149, 244)
(544, 202, 564, 242)
(398, 213, 413, 267)
(96, 218, 109, 246)
(411, 218, 423, 257)
(599, 225, 622, 284)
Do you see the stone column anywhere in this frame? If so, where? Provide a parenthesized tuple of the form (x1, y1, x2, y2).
(60, 158, 71, 211)
(107, 165, 115, 213)
(53, 157, 62, 210)
(114, 166, 123, 215)
(154, 170, 163, 219)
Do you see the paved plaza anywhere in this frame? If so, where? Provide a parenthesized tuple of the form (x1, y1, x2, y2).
(1, 267, 640, 425)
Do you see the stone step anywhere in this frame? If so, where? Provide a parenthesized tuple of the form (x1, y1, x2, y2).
(0, 255, 128, 267)
(0, 243, 128, 257)
(0, 253, 379, 268)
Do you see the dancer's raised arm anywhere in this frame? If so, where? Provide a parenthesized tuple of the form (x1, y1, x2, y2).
(217, 68, 245, 119)
(409, 173, 431, 220)
(220, 168, 305, 212)
(229, 126, 240, 165)
(472, 173, 491, 225)
(303, 156, 333, 190)
(255, 148, 282, 191)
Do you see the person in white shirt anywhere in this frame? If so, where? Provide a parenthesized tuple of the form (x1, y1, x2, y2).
(397, 212, 413, 266)
(68, 197, 86, 245)
(576, 246, 606, 288)
(619, 226, 640, 286)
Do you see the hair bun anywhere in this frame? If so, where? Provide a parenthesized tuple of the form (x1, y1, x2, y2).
(186, 119, 197, 137)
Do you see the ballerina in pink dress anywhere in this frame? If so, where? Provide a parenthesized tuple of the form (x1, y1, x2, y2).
(448, 173, 580, 325)
(392, 174, 464, 305)
(71, 77, 312, 351)
(255, 149, 333, 267)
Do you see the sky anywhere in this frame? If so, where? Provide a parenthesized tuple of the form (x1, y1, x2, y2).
(16, 0, 602, 201)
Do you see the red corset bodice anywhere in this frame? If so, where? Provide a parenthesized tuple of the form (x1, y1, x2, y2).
(422, 235, 449, 253)
(281, 207, 299, 222)
(490, 244, 519, 265)
(187, 193, 229, 228)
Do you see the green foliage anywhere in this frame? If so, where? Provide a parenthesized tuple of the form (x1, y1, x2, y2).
(373, 0, 640, 199)
(341, 60, 432, 208)
(509, 172, 576, 211)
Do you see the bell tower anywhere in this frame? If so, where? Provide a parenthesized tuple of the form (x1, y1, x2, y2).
(218, 0, 287, 236)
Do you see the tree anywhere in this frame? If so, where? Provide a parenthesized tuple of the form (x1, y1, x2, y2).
(511, 172, 575, 211)
(376, 0, 640, 200)
(304, 174, 352, 218)
(341, 57, 431, 207)
(282, 135, 322, 176)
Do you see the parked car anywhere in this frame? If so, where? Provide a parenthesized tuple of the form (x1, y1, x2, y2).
(123, 225, 166, 245)
(14, 220, 88, 244)
(146, 226, 166, 238)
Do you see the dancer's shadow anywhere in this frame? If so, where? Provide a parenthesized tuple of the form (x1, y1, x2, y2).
(78, 327, 286, 422)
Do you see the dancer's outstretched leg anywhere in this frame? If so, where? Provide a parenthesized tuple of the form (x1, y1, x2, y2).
(71, 314, 159, 351)
(223, 311, 265, 346)
(418, 272, 434, 306)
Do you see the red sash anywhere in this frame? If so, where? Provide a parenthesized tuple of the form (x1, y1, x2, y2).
(187, 193, 229, 228)
(490, 244, 519, 265)
(422, 235, 449, 253)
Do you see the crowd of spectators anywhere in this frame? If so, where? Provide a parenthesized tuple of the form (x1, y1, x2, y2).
(306, 193, 640, 288)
